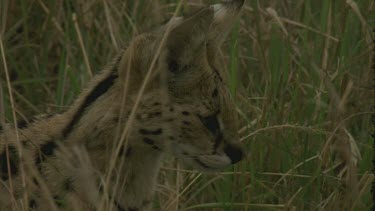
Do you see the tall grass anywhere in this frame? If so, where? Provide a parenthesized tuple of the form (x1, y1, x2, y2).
(1, 0, 373, 210)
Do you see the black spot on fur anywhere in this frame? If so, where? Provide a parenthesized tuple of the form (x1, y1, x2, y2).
(35, 141, 58, 171)
(17, 119, 29, 129)
(119, 146, 132, 157)
(29, 199, 37, 209)
(148, 112, 162, 118)
(98, 183, 104, 193)
(126, 147, 132, 156)
(32, 178, 40, 187)
(0, 146, 19, 180)
(21, 140, 28, 147)
(119, 145, 125, 156)
(17, 114, 55, 129)
(182, 121, 191, 125)
(63, 71, 118, 138)
(212, 88, 218, 97)
(168, 60, 179, 73)
(143, 137, 154, 145)
(212, 67, 223, 82)
(63, 178, 74, 192)
(169, 107, 174, 112)
(142, 200, 151, 206)
(166, 118, 174, 122)
(139, 128, 162, 135)
(143, 138, 160, 150)
(152, 146, 160, 150)
(168, 136, 175, 140)
(53, 195, 64, 207)
(40, 141, 57, 156)
(153, 102, 161, 106)
(182, 111, 190, 116)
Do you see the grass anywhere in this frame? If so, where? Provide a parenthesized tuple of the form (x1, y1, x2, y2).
(1, 0, 374, 210)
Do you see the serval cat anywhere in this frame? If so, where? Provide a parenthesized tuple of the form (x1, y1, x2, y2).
(0, 0, 245, 210)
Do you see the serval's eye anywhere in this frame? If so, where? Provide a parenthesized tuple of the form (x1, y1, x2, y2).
(198, 113, 220, 135)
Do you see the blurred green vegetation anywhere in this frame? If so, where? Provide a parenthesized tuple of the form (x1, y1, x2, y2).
(0, 0, 373, 210)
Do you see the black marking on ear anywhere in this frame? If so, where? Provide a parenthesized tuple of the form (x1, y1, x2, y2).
(29, 199, 37, 209)
(63, 71, 118, 138)
(0, 146, 19, 180)
(35, 141, 58, 171)
(139, 128, 162, 135)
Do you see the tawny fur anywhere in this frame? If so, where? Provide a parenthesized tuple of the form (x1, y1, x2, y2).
(0, 1, 245, 210)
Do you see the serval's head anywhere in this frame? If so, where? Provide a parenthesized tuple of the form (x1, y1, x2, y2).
(120, 0, 245, 171)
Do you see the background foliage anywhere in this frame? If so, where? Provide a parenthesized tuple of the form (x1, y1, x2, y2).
(1, 0, 373, 210)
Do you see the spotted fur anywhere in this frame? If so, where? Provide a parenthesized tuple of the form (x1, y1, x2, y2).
(0, 1, 245, 210)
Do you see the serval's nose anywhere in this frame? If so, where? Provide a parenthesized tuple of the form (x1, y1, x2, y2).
(224, 144, 244, 164)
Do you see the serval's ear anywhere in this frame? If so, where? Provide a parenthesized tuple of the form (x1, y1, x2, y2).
(208, 0, 245, 47)
(166, 7, 213, 67)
